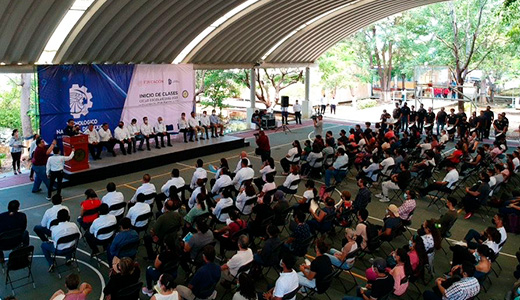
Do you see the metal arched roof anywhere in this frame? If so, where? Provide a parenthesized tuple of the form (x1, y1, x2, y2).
(0, 0, 447, 67)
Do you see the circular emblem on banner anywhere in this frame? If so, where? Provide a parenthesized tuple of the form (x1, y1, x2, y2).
(69, 84, 93, 118)
(73, 149, 86, 162)
(182, 90, 189, 98)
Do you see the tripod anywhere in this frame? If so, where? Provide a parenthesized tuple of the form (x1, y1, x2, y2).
(275, 123, 292, 134)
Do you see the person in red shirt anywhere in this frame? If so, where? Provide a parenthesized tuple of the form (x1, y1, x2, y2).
(77, 189, 102, 230)
(384, 125, 396, 140)
(439, 143, 464, 169)
(32, 138, 57, 195)
(213, 209, 246, 257)
(254, 130, 271, 162)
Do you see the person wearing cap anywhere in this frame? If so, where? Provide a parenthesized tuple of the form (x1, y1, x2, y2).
(342, 257, 394, 300)
(378, 204, 401, 242)
(326, 228, 358, 270)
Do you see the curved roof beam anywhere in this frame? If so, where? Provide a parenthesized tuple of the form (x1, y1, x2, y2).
(177, 0, 267, 64)
(265, 0, 447, 63)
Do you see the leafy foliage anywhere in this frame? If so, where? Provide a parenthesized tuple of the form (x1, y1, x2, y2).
(200, 70, 240, 109)
(0, 79, 21, 130)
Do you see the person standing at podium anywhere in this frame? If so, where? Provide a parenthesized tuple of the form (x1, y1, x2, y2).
(114, 121, 132, 155)
(46, 146, 75, 200)
(154, 117, 172, 147)
(84, 124, 101, 160)
(140, 117, 159, 150)
(63, 119, 79, 136)
(98, 123, 117, 157)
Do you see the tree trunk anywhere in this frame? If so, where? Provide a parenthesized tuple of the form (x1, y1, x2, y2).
(20, 73, 33, 138)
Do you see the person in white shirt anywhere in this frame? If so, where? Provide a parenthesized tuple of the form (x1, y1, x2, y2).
(102, 182, 125, 219)
(85, 203, 117, 255)
(380, 150, 395, 175)
(280, 141, 302, 174)
(126, 194, 152, 228)
(324, 148, 349, 187)
(29, 133, 40, 181)
(419, 163, 459, 197)
(33, 194, 70, 242)
(41, 209, 81, 271)
(46, 146, 75, 200)
(178, 112, 193, 143)
(98, 123, 117, 157)
(211, 167, 232, 195)
(188, 111, 205, 141)
(209, 109, 225, 137)
(236, 184, 257, 214)
(189, 159, 208, 190)
(221, 235, 254, 282)
(140, 116, 159, 150)
(212, 189, 234, 222)
(278, 165, 300, 193)
(234, 151, 251, 174)
(232, 159, 255, 191)
(293, 100, 302, 124)
(254, 157, 276, 190)
(83, 124, 101, 160)
(154, 116, 172, 147)
(263, 255, 299, 300)
(130, 174, 156, 205)
(200, 111, 211, 139)
(189, 181, 205, 209)
(161, 168, 185, 201)
(113, 121, 131, 155)
(127, 118, 143, 152)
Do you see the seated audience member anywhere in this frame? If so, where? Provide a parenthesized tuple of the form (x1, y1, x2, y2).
(278, 165, 300, 193)
(126, 193, 152, 228)
(236, 183, 257, 215)
(307, 197, 336, 234)
(254, 225, 282, 267)
(280, 140, 302, 175)
(189, 159, 208, 191)
(462, 172, 491, 219)
(101, 182, 125, 219)
(324, 148, 349, 187)
(377, 204, 401, 242)
(108, 217, 139, 263)
(255, 157, 276, 190)
(375, 162, 411, 203)
(212, 189, 235, 223)
(144, 198, 183, 259)
(356, 157, 380, 183)
(85, 203, 117, 255)
(298, 240, 333, 292)
(285, 211, 312, 257)
(233, 273, 257, 300)
(418, 163, 459, 197)
(181, 219, 214, 270)
(300, 143, 323, 177)
(232, 159, 255, 191)
(355, 209, 369, 250)
(34, 194, 70, 242)
(188, 180, 206, 209)
(211, 167, 233, 196)
(398, 190, 417, 222)
(184, 194, 209, 231)
(103, 257, 140, 299)
(322, 139, 335, 168)
(449, 244, 493, 280)
(295, 180, 317, 213)
(389, 248, 412, 296)
(160, 168, 185, 203)
(50, 273, 92, 300)
(417, 220, 442, 263)
(326, 228, 358, 269)
(262, 255, 299, 300)
(214, 210, 247, 257)
(258, 173, 276, 203)
(130, 174, 156, 205)
(248, 194, 274, 239)
(77, 189, 102, 230)
(273, 190, 290, 226)
(0, 200, 29, 261)
(42, 209, 81, 272)
(408, 235, 429, 274)
(178, 245, 221, 300)
(432, 197, 458, 237)
(221, 235, 254, 285)
(233, 152, 251, 174)
(150, 274, 179, 300)
(423, 262, 480, 300)
(462, 226, 502, 255)
(380, 150, 395, 176)
(342, 258, 394, 300)
(142, 235, 180, 296)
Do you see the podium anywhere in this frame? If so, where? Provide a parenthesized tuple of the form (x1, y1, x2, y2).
(63, 135, 89, 172)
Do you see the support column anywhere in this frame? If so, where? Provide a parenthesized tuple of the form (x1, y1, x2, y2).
(303, 67, 311, 118)
(247, 68, 256, 129)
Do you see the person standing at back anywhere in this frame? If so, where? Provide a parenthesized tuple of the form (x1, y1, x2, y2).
(32, 138, 56, 195)
(9, 129, 23, 175)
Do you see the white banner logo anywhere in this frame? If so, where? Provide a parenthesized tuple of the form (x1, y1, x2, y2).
(69, 84, 93, 118)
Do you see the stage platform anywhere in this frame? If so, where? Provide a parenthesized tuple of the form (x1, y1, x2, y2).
(63, 135, 246, 186)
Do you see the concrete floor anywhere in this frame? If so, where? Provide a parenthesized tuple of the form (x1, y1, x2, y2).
(0, 121, 517, 300)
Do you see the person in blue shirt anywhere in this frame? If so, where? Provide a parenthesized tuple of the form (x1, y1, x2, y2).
(108, 217, 139, 263)
(177, 245, 221, 300)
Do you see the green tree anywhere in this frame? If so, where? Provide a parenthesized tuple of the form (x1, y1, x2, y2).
(199, 70, 241, 110)
(0, 79, 21, 131)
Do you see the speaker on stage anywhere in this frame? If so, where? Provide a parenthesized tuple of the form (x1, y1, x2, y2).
(281, 96, 289, 108)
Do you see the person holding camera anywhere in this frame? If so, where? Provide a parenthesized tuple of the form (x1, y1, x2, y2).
(313, 115, 323, 137)
(255, 130, 271, 162)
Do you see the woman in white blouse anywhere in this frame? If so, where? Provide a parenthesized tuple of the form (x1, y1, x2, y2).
(254, 157, 276, 190)
(236, 184, 257, 215)
(9, 129, 23, 175)
(280, 140, 302, 175)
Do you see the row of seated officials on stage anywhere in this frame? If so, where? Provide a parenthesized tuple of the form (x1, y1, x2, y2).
(63, 110, 226, 160)
(2, 115, 518, 299)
